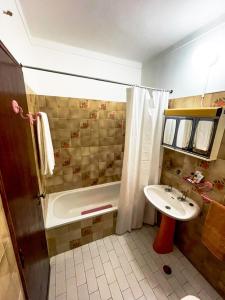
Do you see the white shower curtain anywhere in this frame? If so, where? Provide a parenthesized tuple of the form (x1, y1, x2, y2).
(116, 87, 169, 234)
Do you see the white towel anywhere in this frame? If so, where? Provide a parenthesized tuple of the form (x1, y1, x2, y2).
(176, 119, 192, 148)
(163, 119, 176, 145)
(193, 120, 214, 152)
(37, 112, 55, 175)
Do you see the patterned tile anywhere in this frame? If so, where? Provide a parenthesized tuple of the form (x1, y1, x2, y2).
(28, 95, 125, 193)
(46, 212, 117, 257)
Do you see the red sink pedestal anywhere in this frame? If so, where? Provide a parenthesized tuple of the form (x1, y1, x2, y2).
(153, 214, 176, 254)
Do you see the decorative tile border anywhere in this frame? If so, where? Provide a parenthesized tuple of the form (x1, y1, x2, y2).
(45, 211, 117, 257)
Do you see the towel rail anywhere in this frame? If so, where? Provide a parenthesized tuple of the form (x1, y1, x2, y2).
(12, 100, 40, 125)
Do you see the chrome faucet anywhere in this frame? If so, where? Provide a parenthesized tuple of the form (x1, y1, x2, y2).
(178, 190, 187, 201)
(165, 185, 173, 192)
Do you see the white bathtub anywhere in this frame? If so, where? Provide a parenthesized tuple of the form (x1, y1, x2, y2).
(45, 181, 120, 229)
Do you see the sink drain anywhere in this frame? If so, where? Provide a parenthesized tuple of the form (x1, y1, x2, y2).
(165, 205, 171, 210)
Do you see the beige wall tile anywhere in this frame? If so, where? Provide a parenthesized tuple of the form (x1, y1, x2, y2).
(163, 91, 225, 296)
(30, 95, 125, 193)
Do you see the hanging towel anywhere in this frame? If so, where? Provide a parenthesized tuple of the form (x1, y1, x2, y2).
(176, 119, 192, 148)
(163, 119, 176, 145)
(37, 112, 55, 176)
(193, 120, 214, 152)
(201, 201, 225, 261)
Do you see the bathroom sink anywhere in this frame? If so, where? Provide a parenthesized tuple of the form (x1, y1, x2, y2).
(144, 185, 200, 221)
(144, 185, 200, 254)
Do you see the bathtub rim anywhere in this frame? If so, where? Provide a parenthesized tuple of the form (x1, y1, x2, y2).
(45, 181, 120, 230)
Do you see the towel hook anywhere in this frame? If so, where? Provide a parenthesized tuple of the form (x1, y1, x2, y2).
(12, 100, 40, 125)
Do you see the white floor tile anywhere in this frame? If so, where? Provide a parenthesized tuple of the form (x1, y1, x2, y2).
(89, 241, 99, 258)
(90, 290, 101, 300)
(84, 256, 94, 271)
(77, 284, 89, 300)
(97, 275, 111, 300)
(56, 293, 66, 300)
(141, 265, 158, 289)
(126, 272, 143, 299)
(50, 263, 56, 286)
(103, 237, 114, 252)
(108, 250, 120, 269)
(109, 281, 123, 300)
(132, 248, 146, 268)
(50, 226, 221, 300)
(138, 296, 147, 300)
(113, 240, 124, 257)
(154, 270, 173, 296)
(168, 277, 186, 298)
(126, 239, 137, 251)
(109, 235, 118, 245)
(50, 256, 56, 266)
(179, 256, 198, 275)
(139, 279, 157, 300)
(182, 269, 202, 293)
(143, 253, 159, 273)
(130, 260, 145, 281)
(114, 267, 129, 291)
(66, 276, 78, 300)
(171, 264, 187, 286)
(103, 261, 116, 284)
(66, 257, 75, 279)
(122, 288, 135, 300)
(198, 289, 213, 300)
(81, 244, 90, 253)
(118, 254, 132, 275)
(83, 248, 94, 271)
(96, 239, 104, 248)
(120, 243, 134, 262)
(86, 268, 98, 294)
(93, 256, 104, 277)
(167, 292, 179, 300)
(65, 250, 74, 260)
(99, 245, 110, 264)
(153, 285, 168, 300)
(48, 284, 55, 300)
(73, 248, 83, 265)
(183, 282, 199, 297)
(75, 263, 86, 286)
(56, 271, 66, 296)
(56, 253, 66, 273)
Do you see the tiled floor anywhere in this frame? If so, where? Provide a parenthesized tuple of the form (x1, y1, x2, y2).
(48, 226, 222, 300)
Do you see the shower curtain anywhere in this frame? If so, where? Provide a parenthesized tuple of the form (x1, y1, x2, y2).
(116, 87, 169, 234)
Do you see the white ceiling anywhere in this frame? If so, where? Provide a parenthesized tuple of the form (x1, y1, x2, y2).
(19, 0, 225, 62)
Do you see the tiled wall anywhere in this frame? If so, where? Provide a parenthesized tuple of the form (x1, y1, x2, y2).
(46, 211, 117, 256)
(161, 91, 225, 297)
(0, 195, 24, 300)
(27, 95, 125, 193)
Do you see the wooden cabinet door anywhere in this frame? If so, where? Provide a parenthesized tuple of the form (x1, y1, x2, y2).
(0, 42, 49, 299)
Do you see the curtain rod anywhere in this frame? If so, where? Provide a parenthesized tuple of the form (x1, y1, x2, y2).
(21, 64, 173, 94)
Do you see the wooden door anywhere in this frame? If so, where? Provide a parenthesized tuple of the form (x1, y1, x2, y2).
(0, 42, 49, 299)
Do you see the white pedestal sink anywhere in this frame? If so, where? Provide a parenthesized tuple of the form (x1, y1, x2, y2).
(144, 185, 200, 253)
